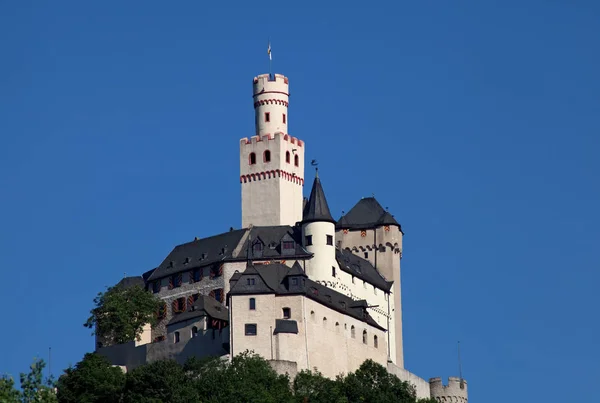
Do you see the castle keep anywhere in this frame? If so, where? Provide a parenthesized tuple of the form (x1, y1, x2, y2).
(97, 72, 468, 402)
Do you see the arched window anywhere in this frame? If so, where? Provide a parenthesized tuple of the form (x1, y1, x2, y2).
(374, 335, 378, 348)
(310, 310, 315, 320)
(362, 330, 367, 344)
(335, 322, 340, 332)
(294, 154, 299, 167)
(264, 150, 271, 163)
(351, 325, 355, 338)
(249, 153, 256, 165)
(191, 326, 198, 338)
(174, 331, 180, 343)
(323, 317, 327, 325)
(249, 298, 256, 310)
(286, 151, 290, 164)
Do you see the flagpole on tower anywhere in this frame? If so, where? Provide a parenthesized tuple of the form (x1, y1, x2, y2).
(268, 39, 272, 78)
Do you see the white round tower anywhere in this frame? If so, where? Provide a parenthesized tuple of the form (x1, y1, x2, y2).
(253, 74, 289, 136)
(302, 172, 338, 282)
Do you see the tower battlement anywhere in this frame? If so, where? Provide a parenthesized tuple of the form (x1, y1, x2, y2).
(240, 133, 304, 147)
(429, 377, 468, 402)
(253, 73, 289, 92)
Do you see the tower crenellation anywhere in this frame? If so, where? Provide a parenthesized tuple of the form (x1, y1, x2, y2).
(253, 73, 289, 137)
(429, 377, 468, 402)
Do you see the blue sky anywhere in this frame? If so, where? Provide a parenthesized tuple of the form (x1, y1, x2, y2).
(1, 1, 598, 401)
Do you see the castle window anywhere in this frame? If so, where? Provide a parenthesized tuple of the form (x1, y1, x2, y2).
(294, 154, 299, 167)
(191, 326, 198, 338)
(169, 273, 182, 289)
(282, 240, 295, 250)
(172, 297, 186, 314)
(351, 326, 355, 338)
(245, 324, 257, 336)
(310, 310, 315, 319)
(364, 252, 368, 259)
(214, 288, 223, 303)
(305, 235, 313, 246)
(323, 317, 327, 325)
(282, 307, 291, 319)
(282, 113, 286, 124)
(247, 278, 256, 286)
(174, 332, 180, 343)
(157, 303, 167, 320)
(362, 330, 367, 344)
(286, 151, 290, 163)
(264, 112, 270, 122)
(326, 235, 333, 245)
(374, 335, 378, 348)
(335, 322, 340, 332)
(249, 298, 256, 310)
(152, 281, 160, 293)
(249, 152, 256, 165)
(264, 150, 271, 163)
(331, 266, 336, 277)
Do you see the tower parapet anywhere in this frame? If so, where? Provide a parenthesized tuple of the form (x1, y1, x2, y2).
(253, 74, 289, 137)
(429, 377, 468, 403)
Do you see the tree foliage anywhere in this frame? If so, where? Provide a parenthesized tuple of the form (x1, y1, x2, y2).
(0, 374, 20, 403)
(50, 351, 437, 403)
(19, 358, 57, 403)
(84, 284, 162, 345)
(56, 353, 125, 403)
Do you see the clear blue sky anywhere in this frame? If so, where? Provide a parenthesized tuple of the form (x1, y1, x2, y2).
(1, 1, 598, 401)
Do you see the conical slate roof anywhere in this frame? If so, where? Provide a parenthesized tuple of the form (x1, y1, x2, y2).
(302, 172, 336, 224)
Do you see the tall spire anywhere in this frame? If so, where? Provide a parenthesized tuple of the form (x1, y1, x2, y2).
(302, 173, 335, 224)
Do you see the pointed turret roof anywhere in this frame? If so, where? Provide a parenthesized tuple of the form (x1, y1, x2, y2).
(302, 171, 336, 224)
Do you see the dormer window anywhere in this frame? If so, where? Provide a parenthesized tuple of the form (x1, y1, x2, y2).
(247, 278, 256, 286)
(282, 240, 295, 251)
(252, 240, 263, 257)
(291, 277, 298, 286)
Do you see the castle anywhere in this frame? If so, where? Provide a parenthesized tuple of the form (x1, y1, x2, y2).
(96, 72, 468, 402)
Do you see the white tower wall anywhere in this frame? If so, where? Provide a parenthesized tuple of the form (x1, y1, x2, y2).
(240, 74, 304, 228)
(302, 221, 337, 281)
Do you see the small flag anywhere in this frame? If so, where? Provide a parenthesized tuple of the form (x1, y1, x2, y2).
(268, 42, 272, 61)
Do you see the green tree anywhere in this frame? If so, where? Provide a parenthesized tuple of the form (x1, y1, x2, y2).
(56, 353, 125, 403)
(292, 369, 346, 403)
(20, 358, 57, 403)
(0, 374, 21, 403)
(185, 351, 292, 403)
(342, 359, 416, 403)
(84, 284, 162, 345)
(124, 360, 199, 403)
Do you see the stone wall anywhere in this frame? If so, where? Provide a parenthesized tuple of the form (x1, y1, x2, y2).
(386, 363, 431, 400)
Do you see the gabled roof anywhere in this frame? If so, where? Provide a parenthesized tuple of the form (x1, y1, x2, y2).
(336, 197, 402, 232)
(302, 172, 336, 224)
(148, 229, 247, 281)
(115, 276, 145, 289)
(167, 295, 229, 326)
(335, 248, 393, 292)
(147, 226, 311, 282)
(229, 263, 385, 331)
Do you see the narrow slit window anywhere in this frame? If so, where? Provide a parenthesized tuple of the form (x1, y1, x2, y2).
(286, 151, 290, 164)
(294, 154, 299, 167)
(264, 150, 271, 163)
(249, 297, 256, 310)
(264, 112, 270, 122)
(326, 235, 333, 245)
(249, 153, 256, 165)
(282, 113, 286, 123)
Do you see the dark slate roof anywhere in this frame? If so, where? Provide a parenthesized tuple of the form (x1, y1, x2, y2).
(302, 173, 336, 224)
(167, 295, 229, 326)
(335, 249, 393, 292)
(148, 226, 311, 282)
(148, 229, 247, 281)
(229, 263, 385, 331)
(245, 225, 311, 259)
(274, 319, 299, 334)
(115, 276, 145, 289)
(336, 197, 402, 232)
